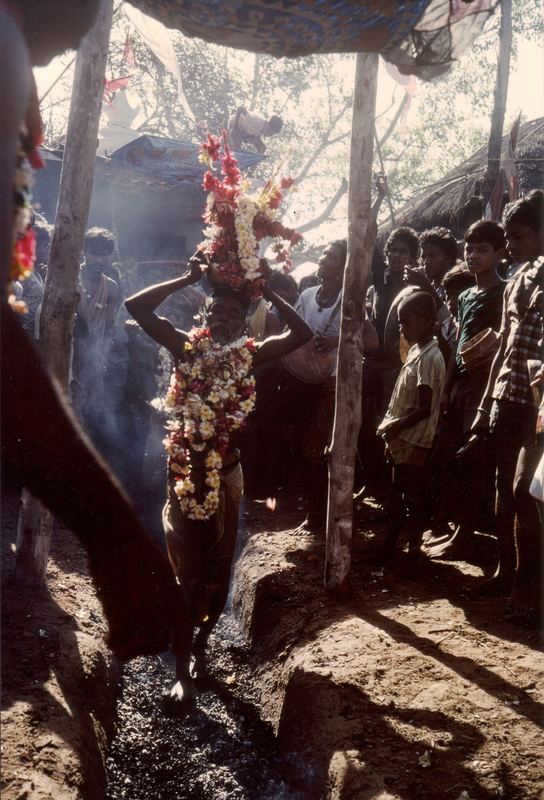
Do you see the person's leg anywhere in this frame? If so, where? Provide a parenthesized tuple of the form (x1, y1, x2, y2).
(479, 401, 530, 594)
(401, 464, 428, 573)
(382, 463, 407, 566)
(300, 378, 336, 533)
(510, 442, 543, 616)
(191, 463, 243, 677)
(163, 494, 210, 705)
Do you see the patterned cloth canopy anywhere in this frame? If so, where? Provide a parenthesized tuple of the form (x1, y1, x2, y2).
(128, 0, 499, 78)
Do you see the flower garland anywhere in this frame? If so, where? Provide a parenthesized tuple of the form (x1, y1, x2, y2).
(9, 81, 44, 313)
(161, 327, 257, 520)
(7, 81, 44, 314)
(198, 132, 302, 299)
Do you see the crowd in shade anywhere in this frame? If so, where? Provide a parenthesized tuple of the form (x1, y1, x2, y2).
(37, 190, 542, 653)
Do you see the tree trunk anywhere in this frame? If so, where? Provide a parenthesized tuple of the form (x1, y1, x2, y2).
(324, 52, 379, 595)
(15, 0, 113, 584)
(482, 0, 512, 213)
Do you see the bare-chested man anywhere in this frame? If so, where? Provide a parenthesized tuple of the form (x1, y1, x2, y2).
(126, 255, 312, 707)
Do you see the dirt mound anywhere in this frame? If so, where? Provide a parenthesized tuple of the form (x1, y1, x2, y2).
(1, 489, 117, 800)
(233, 517, 543, 800)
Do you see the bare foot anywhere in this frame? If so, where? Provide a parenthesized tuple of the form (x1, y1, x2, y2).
(162, 678, 194, 715)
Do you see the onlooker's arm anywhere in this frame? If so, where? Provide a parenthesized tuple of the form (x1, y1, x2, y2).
(382, 385, 433, 441)
(441, 347, 458, 412)
(363, 316, 379, 351)
(471, 291, 508, 433)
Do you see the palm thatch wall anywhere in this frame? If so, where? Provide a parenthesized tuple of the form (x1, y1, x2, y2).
(378, 116, 544, 243)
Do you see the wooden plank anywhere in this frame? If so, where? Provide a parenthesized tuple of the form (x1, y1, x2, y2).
(324, 52, 379, 595)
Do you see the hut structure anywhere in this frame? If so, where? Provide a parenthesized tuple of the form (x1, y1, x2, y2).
(34, 135, 264, 292)
(378, 116, 544, 242)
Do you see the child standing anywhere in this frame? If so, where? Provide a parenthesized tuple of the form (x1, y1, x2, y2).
(471, 190, 544, 612)
(429, 221, 506, 559)
(377, 292, 445, 572)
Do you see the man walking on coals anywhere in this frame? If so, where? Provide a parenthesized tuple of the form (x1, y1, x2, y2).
(126, 255, 312, 707)
(126, 134, 313, 708)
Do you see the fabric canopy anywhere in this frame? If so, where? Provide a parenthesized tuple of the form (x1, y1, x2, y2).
(127, 0, 499, 79)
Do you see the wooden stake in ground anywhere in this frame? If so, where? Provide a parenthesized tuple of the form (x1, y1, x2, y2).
(324, 52, 379, 595)
(16, 0, 114, 584)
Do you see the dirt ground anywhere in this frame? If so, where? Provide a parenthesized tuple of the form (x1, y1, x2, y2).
(2, 487, 543, 800)
(233, 500, 544, 800)
(1, 487, 118, 800)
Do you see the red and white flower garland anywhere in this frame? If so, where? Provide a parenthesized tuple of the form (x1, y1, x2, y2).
(197, 132, 302, 299)
(162, 327, 256, 520)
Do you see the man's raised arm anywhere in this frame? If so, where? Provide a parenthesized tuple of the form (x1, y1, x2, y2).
(125, 254, 205, 358)
(253, 282, 313, 367)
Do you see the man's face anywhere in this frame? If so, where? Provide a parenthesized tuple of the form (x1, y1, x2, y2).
(317, 244, 344, 283)
(386, 240, 414, 274)
(464, 241, 500, 276)
(84, 251, 112, 274)
(445, 287, 461, 319)
(207, 296, 246, 344)
(421, 242, 451, 282)
(505, 223, 541, 264)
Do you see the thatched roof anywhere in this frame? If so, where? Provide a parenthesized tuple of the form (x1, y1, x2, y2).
(378, 117, 544, 242)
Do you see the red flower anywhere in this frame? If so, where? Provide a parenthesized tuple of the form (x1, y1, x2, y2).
(203, 171, 218, 191)
(14, 228, 36, 272)
(280, 176, 294, 190)
(28, 147, 45, 170)
(200, 133, 221, 163)
(268, 189, 283, 210)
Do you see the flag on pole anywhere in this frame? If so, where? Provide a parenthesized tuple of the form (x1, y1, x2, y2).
(123, 31, 137, 68)
(382, 59, 418, 132)
(122, 3, 196, 123)
(103, 75, 133, 105)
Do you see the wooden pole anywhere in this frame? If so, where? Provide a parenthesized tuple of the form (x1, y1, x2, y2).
(16, 0, 113, 584)
(482, 0, 512, 213)
(324, 52, 379, 594)
(40, 0, 114, 385)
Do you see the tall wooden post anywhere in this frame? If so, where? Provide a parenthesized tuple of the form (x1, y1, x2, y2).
(482, 0, 512, 213)
(324, 52, 379, 594)
(16, 0, 113, 584)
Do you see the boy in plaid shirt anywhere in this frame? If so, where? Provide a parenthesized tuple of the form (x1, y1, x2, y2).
(471, 190, 543, 617)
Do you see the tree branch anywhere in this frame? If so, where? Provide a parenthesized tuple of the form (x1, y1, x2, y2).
(249, 54, 261, 111)
(294, 98, 351, 183)
(379, 92, 409, 147)
(297, 178, 348, 233)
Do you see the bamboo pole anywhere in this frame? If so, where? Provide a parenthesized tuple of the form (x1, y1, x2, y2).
(16, 0, 114, 584)
(324, 52, 379, 595)
(482, 0, 512, 213)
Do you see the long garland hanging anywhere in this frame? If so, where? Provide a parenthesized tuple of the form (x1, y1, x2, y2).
(162, 327, 257, 520)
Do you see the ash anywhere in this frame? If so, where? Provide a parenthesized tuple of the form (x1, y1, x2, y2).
(106, 614, 303, 800)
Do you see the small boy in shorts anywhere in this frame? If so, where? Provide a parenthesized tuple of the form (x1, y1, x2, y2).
(377, 292, 445, 572)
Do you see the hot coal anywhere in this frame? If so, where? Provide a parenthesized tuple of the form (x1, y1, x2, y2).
(106, 614, 304, 800)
